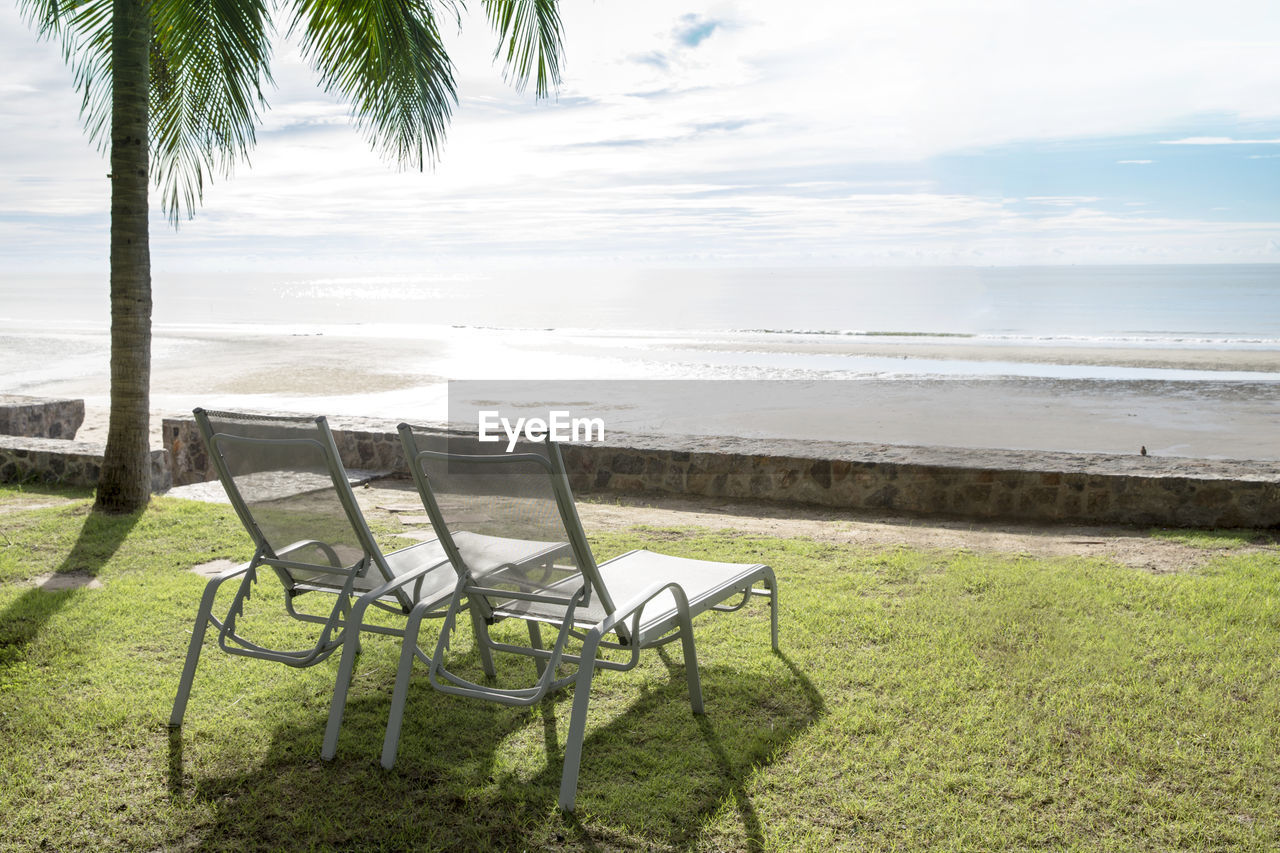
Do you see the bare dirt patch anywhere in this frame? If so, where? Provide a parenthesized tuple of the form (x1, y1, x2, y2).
(352, 478, 1276, 574)
(0, 495, 80, 514)
(190, 558, 241, 579)
(32, 570, 103, 591)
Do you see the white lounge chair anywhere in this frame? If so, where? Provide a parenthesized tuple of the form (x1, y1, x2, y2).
(383, 425, 779, 811)
(169, 409, 463, 760)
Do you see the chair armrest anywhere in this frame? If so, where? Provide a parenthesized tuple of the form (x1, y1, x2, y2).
(273, 539, 351, 572)
(592, 580, 691, 639)
(354, 557, 454, 608)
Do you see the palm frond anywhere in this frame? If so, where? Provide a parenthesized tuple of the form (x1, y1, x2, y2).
(149, 0, 274, 223)
(16, 0, 62, 36)
(20, 0, 273, 224)
(21, 0, 563, 221)
(289, 0, 457, 171)
(482, 0, 563, 99)
(18, 0, 115, 151)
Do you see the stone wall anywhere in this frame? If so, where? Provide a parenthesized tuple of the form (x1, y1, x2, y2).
(556, 435, 1280, 529)
(164, 414, 410, 486)
(160, 414, 1280, 529)
(0, 395, 84, 439)
(0, 435, 170, 491)
(3, 399, 1276, 527)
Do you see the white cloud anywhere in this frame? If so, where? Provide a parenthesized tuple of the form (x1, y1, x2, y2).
(1117, 160, 1155, 164)
(1023, 197, 1104, 206)
(1, 0, 1279, 270)
(1159, 136, 1280, 144)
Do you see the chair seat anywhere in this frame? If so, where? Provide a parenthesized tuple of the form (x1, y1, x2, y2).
(290, 533, 561, 610)
(452, 531, 573, 578)
(600, 551, 768, 644)
(380, 540, 459, 607)
(288, 539, 457, 609)
(492, 549, 767, 646)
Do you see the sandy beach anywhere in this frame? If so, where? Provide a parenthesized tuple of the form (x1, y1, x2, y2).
(1, 323, 1277, 461)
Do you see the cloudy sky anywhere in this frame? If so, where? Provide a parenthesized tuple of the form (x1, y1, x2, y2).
(2, 0, 1279, 274)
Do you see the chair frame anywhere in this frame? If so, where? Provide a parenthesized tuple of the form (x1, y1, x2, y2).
(385, 426, 779, 811)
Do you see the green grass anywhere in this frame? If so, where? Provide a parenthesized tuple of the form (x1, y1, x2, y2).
(1150, 527, 1278, 550)
(1, 494, 1278, 851)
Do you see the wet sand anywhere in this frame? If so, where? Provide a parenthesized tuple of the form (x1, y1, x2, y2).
(684, 336, 1280, 374)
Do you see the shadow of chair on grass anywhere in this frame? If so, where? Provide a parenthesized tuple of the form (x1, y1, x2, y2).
(531, 647, 826, 851)
(167, 643, 531, 852)
(167, 643, 825, 852)
(0, 506, 140, 664)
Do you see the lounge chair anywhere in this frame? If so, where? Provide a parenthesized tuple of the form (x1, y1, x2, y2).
(168, 409, 464, 760)
(383, 425, 779, 811)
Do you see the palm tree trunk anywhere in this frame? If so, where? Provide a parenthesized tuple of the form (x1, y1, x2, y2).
(94, 0, 152, 514)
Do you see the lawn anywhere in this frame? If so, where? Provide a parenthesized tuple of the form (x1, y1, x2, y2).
(0, 485, 1277, 851)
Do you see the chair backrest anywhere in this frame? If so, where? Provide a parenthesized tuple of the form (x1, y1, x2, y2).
(196, 409, 410, 607)
(397, 425, 618, 629)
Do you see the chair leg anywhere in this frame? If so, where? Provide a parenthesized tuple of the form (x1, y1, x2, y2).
(528, 621, 547, 677)
(676, 608, 704, 715)
(321, 594, 371, 761)
(169, 576, 225, 728)
(381, 602, 432, 770)
(468, 599, 497, 679)
(337, 595, 362, 656)
(766, 568, 780, 652)
(558, 628, 602, 812)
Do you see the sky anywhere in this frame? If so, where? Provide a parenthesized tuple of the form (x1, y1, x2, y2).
(1, 0, 1279, 275)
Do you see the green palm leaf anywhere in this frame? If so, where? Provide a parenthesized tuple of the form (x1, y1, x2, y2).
(483, 0, 563, 99)
(19, 0, 114, 144)
(150, 0, 273, 223)
(290, 0, 457, 171)
(23, 0, 564, 207)
(20, 0, 275, 223)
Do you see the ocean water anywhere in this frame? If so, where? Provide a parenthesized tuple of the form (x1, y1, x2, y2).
(5, 264, 1280, 343)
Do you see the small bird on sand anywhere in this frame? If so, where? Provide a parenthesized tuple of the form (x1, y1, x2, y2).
(1140, 446, 1147, 456)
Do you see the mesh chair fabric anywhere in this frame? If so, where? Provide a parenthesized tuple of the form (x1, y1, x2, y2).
(201, 410, 371, 589)
(407, 431, 583, 613)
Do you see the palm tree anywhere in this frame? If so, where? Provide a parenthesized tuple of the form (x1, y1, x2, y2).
(20, 0, 564, 513)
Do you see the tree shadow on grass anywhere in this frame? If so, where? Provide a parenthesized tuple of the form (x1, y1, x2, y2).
(0, 507, 140, 666)
(169, 644, 825, 852)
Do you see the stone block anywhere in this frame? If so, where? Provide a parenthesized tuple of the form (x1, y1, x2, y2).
(0, 435, 169, 492)
(0, 395, 85, 439)
(809, 459, 832, 490)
